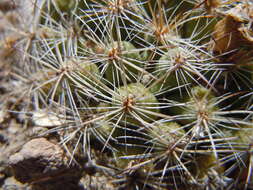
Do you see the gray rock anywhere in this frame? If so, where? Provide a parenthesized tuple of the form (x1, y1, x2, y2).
(9, 138, 82, 190)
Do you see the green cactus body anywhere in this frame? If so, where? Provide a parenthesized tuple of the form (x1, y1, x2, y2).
(89, 120, 115, 145)
(151, 47, 192, 93)
(166, 86, 219, 139)
(233, 119, 253, 145)
(148, 121, 185, 150)
(35, 58, 100, 103)
(45, 0, 77, 21)
(182, 13, 217, 42)
(102, 41, 142, 84)
(190, 153, 226, 187)
(111, 83, 159, 125)
(54, 0, 76, 12)
(183, 86, 217, 121)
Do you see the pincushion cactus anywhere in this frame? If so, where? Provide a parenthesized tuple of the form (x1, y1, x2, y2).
(2, 0, 253, 189)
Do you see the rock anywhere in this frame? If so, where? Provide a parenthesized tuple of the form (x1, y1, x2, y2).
(9, 138, 82, 189)
(32, 111, 64, 127)
(2, 177, 30, 190)
(0, 0, 16, 12)
(0, 110, 5, 123)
